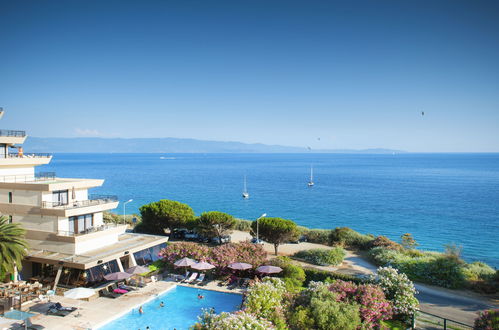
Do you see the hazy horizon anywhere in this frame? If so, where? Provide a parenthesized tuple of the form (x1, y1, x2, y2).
(1, 0, 499, 152)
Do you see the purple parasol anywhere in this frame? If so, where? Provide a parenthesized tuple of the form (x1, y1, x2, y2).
(104, 271, 132, 281)
(255, 265, 282, 274)
(228, 262, 252, 270)
(191, 261, 215, 271)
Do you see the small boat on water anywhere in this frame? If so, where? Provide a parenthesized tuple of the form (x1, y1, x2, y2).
(308, 165, 314, 187)
(242, 175, 249, 198)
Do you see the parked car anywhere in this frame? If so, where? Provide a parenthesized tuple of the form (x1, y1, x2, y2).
(184, 231, 199, 241)
(251, 237, 265, 244)
(171, 228, 188, 239)
(212, 235, 231, 244)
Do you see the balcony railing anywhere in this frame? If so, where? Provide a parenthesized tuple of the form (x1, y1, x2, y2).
(57, 222, 121, 237)
(0, 129, 26, 137)
(42, 195, 118, 209)
(0, 172, 56, 183)
(5, 153, 52, 158)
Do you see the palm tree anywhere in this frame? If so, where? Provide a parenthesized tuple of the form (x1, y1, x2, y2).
(0, 216, 28, 278)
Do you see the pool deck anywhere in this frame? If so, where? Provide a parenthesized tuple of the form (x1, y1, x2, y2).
(1, 280, 243, 330)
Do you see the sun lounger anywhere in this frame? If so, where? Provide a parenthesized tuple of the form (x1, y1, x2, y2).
(111, 283, 128, 294)
(47, 308, 75, 317)
(185, 272, 198, 283)
(180, 272, 191, 283)
(99, 289, 120, 299)
(194, 273, 205, 284)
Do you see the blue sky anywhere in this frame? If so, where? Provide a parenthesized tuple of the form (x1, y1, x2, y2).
(1, 0, 498, 152)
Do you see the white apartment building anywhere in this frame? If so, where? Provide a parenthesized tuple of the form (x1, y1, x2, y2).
(0, 108, 167, 289)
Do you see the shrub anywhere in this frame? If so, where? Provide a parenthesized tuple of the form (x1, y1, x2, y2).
(303, 268, 366, 286)
(244, 277, 288, 328)
(270, 257, 306, 291)
(294, 247, 346, 266)
(329, 280, 393, 328)
(233, 218, 252, 232)
(372, 266, 418, 319)
(329, 227, 373, 249)
(368, 247, 467, 289)
(159, 241, 267, 276)
(369, 236, 403, 251)
(401, 233, 418, 250)
(463, 262, 496, 282)
(302, 229, 331, 245)
(291, 282, 362, 330)
(473, 309, 499, 330)
(194, 310, 275, 330)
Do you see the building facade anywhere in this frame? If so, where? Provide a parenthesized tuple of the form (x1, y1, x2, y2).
(0, 108, 167, 289)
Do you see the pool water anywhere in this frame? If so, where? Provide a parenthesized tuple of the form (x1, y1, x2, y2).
(98, 285, 243, 330)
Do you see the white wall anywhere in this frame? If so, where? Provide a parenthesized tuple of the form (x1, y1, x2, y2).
(0, 166, 34, 179)
(74, 189, 88, 201)
(93, 212, 103, 226)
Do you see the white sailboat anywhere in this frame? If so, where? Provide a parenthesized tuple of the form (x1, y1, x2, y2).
(242, 175, 250, 198)
(308, 165, 314, 187)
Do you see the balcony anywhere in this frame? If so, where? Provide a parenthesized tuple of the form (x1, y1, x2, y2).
(0, 152, 52, 166)
(57, 222, 123, 237)
(0, 129, 26, 137)
(42, 195, 118, 209)
(0, 172, 56, 183)
(41, 195, 119, 217)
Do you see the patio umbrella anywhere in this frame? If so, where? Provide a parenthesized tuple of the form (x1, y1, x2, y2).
(104, 271, 132, 281)
(191, 261, 215, 271)
(228, 262, 252, 270)
(2, 310, 38, 330)
(64, 287, 95, 300)
(174, 257, 196, 267)
(125, 265, 150, 275)
(174, 257, 197, 277)
(256, 265, 282, 274)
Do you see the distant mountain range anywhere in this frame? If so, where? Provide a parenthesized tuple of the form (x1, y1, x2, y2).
(24, 137, 405, 154)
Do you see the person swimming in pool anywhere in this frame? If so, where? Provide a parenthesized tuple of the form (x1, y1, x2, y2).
(197, 293, 204, 299)
(139, 306, 144, 314)
(159, 301, 164, 307)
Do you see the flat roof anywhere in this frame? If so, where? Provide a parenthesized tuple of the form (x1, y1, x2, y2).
(26, 233, 168, 269)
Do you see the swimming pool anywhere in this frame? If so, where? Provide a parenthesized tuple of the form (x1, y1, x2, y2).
(98, 285, 243, 330)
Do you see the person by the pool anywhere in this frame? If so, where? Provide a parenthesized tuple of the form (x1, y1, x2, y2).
(159, 301, 164, 307)
(139, 306, 144, 314)
(197, 293, 204, 299)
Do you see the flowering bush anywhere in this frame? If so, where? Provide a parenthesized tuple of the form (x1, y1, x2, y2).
(369, 236, 403, 251)
(194, 310, 275, 330)
(372, 266, 418, 318)
(328, 280, 392, 328)
(294, 247, 346, 266)
(473, 309, 499, 330)
(289, 281, 361, 330)
(159, 242, 209, 264)
(244, 277, 287, 328)
(159, 241, 266, 275)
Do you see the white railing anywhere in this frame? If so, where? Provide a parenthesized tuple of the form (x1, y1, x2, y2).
(42, 195, 118, 209)
(0, 172, 56, 183)
(57, 223, 121, 237)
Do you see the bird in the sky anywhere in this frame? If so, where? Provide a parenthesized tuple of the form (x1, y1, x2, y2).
(422, 111, 425, 116)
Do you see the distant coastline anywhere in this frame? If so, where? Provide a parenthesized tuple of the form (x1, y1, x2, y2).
(24, 137, 406, 154)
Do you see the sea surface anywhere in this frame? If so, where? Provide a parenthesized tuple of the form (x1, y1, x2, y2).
(41, 153, 499, 267)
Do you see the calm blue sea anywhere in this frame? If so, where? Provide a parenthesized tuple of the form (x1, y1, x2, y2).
(41, 153, 499, 267)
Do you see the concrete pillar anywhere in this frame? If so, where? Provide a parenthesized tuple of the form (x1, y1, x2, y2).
(129, 253, 137, 267)
(53, 266, 63, 291)
(116, 258, 124, 272)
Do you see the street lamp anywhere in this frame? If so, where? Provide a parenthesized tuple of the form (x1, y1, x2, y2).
(256, 213, 266, 243)
(123, 199, 133, 225)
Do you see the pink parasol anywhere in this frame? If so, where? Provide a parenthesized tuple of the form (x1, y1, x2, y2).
(255, 265, 282, 274)
(228, 262, 252, 270)
(104, 271, 132, 281)
(191, 261, 215, 271)
(174, 257, 197, 267)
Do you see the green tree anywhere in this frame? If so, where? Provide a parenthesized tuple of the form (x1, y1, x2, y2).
(251, 217, 298, 255)
(196, 211, 236, 244)
(401, 233, 418, 250)
(137, 200, 195, 235)
(0, 217, 28, 278)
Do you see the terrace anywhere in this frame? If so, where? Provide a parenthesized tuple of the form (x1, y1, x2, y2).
(42, 194, 118, 210)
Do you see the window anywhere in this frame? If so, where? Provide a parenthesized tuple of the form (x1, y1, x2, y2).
(8, 215, 12, 223)
(52, 190, 68, 206)
(69, 213, 94, 234)
(8, 192, 12, 203)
